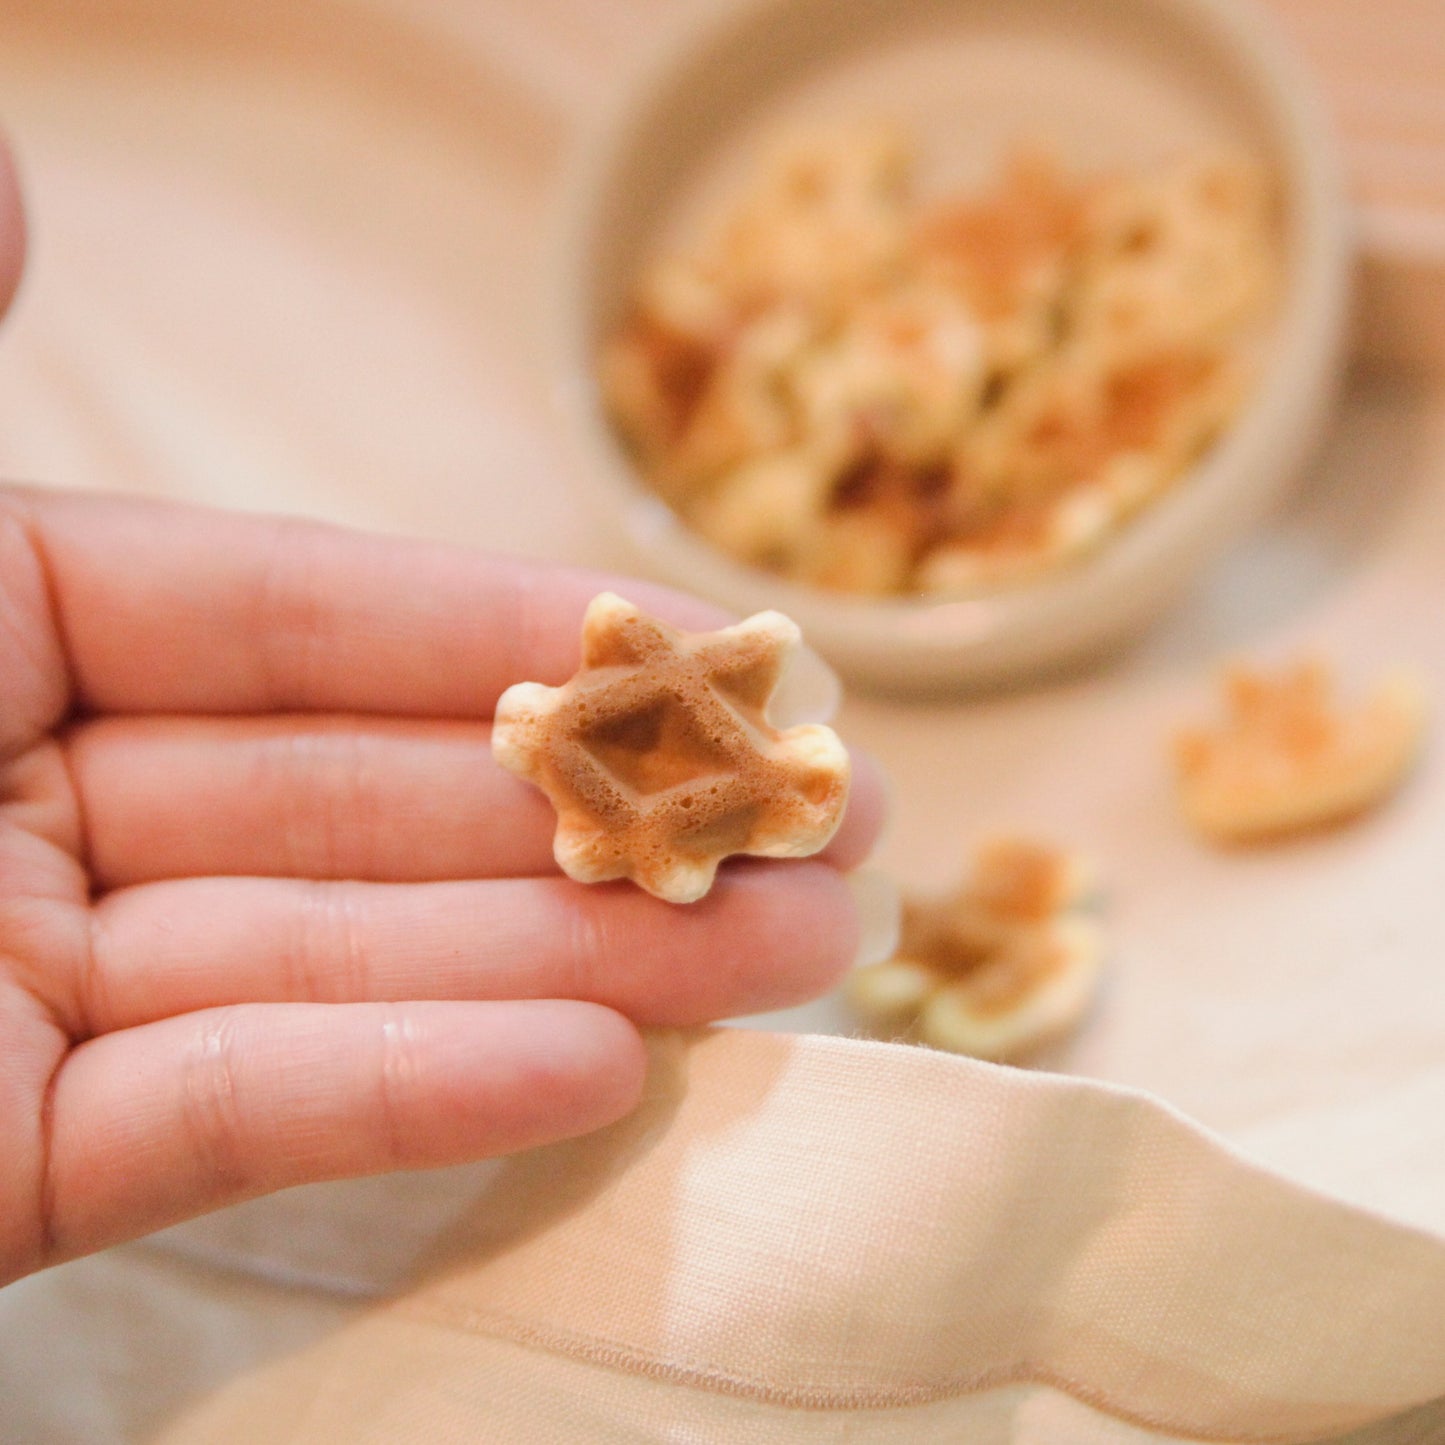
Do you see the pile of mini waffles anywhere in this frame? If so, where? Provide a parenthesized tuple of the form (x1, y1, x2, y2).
(602, 123, 1276, 596)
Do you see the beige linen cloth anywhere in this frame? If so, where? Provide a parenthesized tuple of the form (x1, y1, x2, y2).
(2, 2, 1445, 1442)
(6, 1032, 1445, 1443)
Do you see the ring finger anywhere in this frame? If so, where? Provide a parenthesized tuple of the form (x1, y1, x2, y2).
(77, 860, 872, 1037)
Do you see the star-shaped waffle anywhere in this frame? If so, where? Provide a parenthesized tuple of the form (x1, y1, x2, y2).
(491, 593, 851, 903)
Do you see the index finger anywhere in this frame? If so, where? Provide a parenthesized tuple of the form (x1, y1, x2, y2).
(12, 488, 731, 719)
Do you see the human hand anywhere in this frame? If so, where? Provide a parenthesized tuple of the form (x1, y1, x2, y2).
(0, 487, 887, 1288)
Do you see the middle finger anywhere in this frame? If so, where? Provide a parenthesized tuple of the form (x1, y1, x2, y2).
(79, 863, 866, 1035)
(67, 715, 885, 887)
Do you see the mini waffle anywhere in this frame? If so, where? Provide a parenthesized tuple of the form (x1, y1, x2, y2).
(847, 838, 1103, 1063)
(1174, 660, 1427, 843)
(492, 593, 851, 903)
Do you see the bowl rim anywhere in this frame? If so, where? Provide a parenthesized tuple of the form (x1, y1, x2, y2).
(544, 0, 1353, 690)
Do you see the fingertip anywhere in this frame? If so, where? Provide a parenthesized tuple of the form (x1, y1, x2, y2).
(685, 859, 863, 1019)
(825, 746, 891, 872)
(402, 1000, 649, 1161)
(0, 136, 25, 319)
(501, 999, 648, 1141)
(410, 1002, 648, 1154)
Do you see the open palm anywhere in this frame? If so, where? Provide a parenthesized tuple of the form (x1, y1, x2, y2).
(0, 490, 882, 1287)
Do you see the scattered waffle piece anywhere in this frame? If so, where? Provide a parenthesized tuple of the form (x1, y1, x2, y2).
(491, 593, 850, 903)
(847, 838, 1104, 1062)
(1173, 659, 1428, 843)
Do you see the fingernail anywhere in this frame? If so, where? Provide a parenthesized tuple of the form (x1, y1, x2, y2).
(771, 644, 842, 727)
(847, 868, 901, 968)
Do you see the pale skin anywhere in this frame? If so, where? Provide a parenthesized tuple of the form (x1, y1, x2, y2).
(0, 144, 886, 1288)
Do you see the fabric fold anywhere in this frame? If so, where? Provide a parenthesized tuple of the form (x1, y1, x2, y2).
(159, 1029, 1445, 1444)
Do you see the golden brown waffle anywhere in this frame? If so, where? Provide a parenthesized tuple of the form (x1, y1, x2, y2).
(847, 838, 1103, 1063)
(492, 593, 850, 903)
(1173, 659, 1427, 842)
